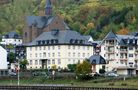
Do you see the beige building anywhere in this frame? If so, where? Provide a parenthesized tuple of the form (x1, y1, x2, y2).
(26, 30, 93, 69)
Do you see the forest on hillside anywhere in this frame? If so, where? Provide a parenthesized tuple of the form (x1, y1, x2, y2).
(0, 0, 138, 40)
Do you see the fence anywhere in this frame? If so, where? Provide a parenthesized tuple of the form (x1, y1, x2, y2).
(0, 85, 137, 90)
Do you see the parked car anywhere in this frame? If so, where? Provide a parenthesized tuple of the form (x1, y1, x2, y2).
(8, 69, 17, 76)
(105, 72, 119, 77)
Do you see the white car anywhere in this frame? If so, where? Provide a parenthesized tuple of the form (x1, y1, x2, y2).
(105, 72, 119, 77)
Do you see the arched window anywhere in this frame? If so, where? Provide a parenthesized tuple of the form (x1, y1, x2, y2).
(24, 32, 27, 37)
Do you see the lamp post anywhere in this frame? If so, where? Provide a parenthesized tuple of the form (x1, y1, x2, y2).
(17, 60, 20, 86)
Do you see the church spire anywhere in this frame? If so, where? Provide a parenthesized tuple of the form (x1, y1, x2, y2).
(45, 0, 52, 16)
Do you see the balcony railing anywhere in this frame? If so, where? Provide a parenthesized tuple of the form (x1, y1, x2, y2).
(120, 49, 127, 53)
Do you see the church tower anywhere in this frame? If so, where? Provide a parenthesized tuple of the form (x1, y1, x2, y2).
(45, 0, 52, 16)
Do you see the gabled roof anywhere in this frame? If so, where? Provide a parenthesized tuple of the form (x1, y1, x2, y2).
(26, 30, 93, 46)
(89, 54, 106, 65)
(100, 30, 138, 46)
(105, 30, 118, 40)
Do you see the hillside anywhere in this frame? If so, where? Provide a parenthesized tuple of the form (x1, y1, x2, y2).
(0, 0, 138, 40)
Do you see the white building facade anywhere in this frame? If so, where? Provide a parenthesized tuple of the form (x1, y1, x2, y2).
(26, 30, 93, 69)
(0, 31, 22, 45)
(0, 46, 8, 69)
(100, 31, 138, 75)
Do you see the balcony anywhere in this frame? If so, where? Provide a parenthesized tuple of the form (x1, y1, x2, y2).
(120, 49, 127, 53)
(107, 58, 115, 61)
(106, 50, 115, 54)
(120, 58, 127, 61)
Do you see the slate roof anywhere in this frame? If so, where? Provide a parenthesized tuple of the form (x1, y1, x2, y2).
(101, 31, 138, 46)
(26, 30, 93, 46)
(89, 54, 106, 65)
(3, 31, 21, 39)
(26, 16, 69, 30)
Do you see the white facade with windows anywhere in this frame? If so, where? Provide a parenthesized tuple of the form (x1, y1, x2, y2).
(26, 30, 93, 69)
(0, 46, 8, 69)
(100, 31, 138, 75)
(0, 31, 22, 45)
(26, 45, 93, 69)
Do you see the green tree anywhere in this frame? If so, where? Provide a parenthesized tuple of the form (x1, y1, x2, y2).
(67, 64, 76, 72)
(20, 59, 28, 70)
(8, 52, 15, 63)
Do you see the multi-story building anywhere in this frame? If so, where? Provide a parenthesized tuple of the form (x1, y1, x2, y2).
(100, 31, 138, 75)
(0, 46, 8, 76)
(0, 31, 22, 45)
(26, 30, 93, 69)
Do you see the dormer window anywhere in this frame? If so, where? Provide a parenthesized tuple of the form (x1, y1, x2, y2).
(51, 39, 54, 44)
(42, 40, 45, 45)
(37, 41, 41, 45)
(47, 40, 49, 44)
(75, 40, 78, 44)
(80, 40, 83, 44)
(55, 39, 58, 44)
(70, 39, 74, 44)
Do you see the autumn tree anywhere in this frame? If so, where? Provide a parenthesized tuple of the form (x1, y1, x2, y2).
(76, 60, 92, 80)
(117, 28, 129, 35)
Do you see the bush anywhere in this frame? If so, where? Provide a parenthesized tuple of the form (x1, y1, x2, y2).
(108, 82, 115, 86)
(76, 74, 93, 80)
(99, 69, 105, 74)
(121, 83, 127, 86)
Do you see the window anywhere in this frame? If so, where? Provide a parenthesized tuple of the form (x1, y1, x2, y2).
(73, 52, 75, 57)
(87, 47, 89, 50)
(44, 46, 46, 50)
(30, 54, 32, 57)
(120, 61, 123, 64)
(78, 53, 80, 57)
(73, 46, 75, 49)
(35, 60, 38, 65)
(58, 46, 60, 50)
(68, 52, 71, 57)
(48, 60, 51, 64)
(52, 59, 55, 64)
(68, 59, 71, 62)
(83, 53, 85, 57)
(116, 54, 118, 56)
(48, 53, 50, 57)
(30, 60, 32, 65)
(129, 47, 133, 50)
(35, 53, 37, 57)
(43, 52, 46, 57)
(40, 53, 42, 57)
(73, 60, 75, 64)
(68, 46, 70, 49)
(35, 47, 37, 50)
(58, 59, 61, 64)
(30, 47, 32, 51)
(39, 47, 41, 50)
(83, 46, 85, 50)
(129, 54, 133, 57)
(78, 46, 80, 49)
(52, 46, 55, 50)
(39, 60, 42, 65)
(48, 46, 50, 50)
(52, 53, 55, 57)
(87, 53, 90, 57)
(58, 52, 60, 57)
